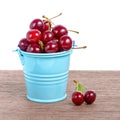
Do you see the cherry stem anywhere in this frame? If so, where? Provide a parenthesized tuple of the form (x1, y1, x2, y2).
(42, 13, 62, 26)
(73, 80, 84, 93)
(50, 13, 62, 20)
(73, 80, 79, 84)
(38, 40, 44, 52)
(72, 46, 87, 49)
(42, 15, 55, 25)
(68, 30, 79, 34)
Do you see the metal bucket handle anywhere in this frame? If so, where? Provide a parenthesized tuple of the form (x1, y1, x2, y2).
(14, 49, 24, 66)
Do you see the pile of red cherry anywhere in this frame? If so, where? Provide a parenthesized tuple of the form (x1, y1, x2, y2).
(18, 13, 75, 53)
(72, 80, 96, 105)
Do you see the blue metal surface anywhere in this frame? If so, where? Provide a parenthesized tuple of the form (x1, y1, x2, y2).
(17, 49, 72, 103)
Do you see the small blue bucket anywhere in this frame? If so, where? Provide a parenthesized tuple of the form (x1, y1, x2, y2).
(17, 48, 72, 103)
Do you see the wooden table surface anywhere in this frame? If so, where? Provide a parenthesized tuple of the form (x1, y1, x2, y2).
(0, 70, 120, 120)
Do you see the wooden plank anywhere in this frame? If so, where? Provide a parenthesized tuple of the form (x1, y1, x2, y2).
(0, 70, 120, 120)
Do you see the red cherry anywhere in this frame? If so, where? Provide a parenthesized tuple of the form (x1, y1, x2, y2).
(44, 40, 59, 53)
(29, 19, 44, 32)
(72, 91, 84, 105)
(59, 35, 72, 51)
(84, 90, 96, 104)
(52, 25, 68, 39)
(26, 29, 42, 43)
(42, 30, 54, 44)
(18, 38, 29, 51)
(26, 43, 42, 53)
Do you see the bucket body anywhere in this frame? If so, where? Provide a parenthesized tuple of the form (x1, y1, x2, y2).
(17, 49, 72, 103)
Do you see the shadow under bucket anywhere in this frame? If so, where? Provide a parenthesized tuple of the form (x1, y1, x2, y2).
(17, 48, 72, 103)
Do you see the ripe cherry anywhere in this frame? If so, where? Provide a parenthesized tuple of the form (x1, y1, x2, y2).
(72, 80, 85, 106)
(26, 43, 42, 53)
(44, 40, 59, 53)
(84, 90, 96, 104)
(26, 29, 42, 43)
(52, 25, 68, 39)
(72, 91, 84, 105)
(29, 19, 44, 32)
(59, 35, 72, 51)
(18, 38, 29, 51)
(42, 30, 54, 44)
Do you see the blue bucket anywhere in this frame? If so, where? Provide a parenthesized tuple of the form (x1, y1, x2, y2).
(17, 48, 72, 103)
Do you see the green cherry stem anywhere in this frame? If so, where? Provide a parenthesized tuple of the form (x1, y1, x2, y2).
(73, 80, 85, 93)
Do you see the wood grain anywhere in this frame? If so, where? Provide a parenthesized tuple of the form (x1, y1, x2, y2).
(0, 70, 120, 120)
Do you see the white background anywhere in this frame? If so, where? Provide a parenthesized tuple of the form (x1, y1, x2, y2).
(0, 0, 120, 70)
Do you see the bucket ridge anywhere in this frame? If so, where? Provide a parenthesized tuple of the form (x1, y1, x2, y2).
(24, 71, 68, 84)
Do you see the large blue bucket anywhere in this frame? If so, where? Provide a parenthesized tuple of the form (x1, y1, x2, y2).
(17, 48, 72, 103)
